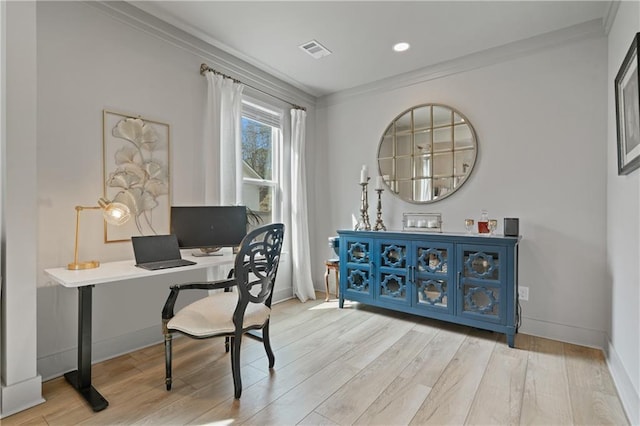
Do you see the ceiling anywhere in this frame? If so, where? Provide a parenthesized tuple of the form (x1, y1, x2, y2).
(131, 1, 611, 98)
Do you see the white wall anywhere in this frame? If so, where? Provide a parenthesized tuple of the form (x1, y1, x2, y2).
(33, 2, 310, 382)
(318, 34, 608, 348)
(606, 2, 640, 423)
(0, 0, 4, 411)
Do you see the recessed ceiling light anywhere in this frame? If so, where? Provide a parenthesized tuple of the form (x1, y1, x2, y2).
(393, 42, 410, 52)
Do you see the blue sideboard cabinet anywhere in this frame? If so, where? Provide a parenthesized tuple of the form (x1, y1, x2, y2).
(338, 230, 521, 347)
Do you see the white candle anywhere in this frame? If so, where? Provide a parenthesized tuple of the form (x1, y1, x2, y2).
(360, 165, 368, 184)
(375, 176, 384, 190)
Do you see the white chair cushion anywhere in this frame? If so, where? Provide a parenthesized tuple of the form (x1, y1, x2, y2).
(167, 291, 271, 338)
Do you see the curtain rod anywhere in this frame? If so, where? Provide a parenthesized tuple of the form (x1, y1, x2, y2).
(200, 63, 306, 111)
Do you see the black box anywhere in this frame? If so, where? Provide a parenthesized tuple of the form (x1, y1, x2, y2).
(504, 218, 519, 237)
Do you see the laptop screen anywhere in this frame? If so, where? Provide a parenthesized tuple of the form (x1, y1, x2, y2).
(131, 234, 183, 265)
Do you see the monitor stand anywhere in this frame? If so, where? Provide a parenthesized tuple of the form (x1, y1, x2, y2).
(191, 247, 224, 257)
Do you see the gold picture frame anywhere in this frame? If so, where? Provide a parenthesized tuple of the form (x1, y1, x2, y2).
(103, 109, 171, 242)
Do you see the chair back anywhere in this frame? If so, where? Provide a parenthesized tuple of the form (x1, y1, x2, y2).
(233, 223, 284, 313)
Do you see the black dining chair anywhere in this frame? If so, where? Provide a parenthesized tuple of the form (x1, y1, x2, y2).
(161, 223, 284, 398)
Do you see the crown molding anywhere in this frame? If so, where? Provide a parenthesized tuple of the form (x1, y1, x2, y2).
(129, 0, 320, 98)
(85, 1, 316, 108)
(85, 1, 606, 112)
(317, 18, 606, 109)
(603, 0, 620, 36)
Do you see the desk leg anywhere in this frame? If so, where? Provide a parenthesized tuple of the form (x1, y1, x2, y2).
(64, 285, 109, 412)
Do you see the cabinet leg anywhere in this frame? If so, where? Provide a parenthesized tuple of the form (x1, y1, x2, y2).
(507, 332, 515, 348)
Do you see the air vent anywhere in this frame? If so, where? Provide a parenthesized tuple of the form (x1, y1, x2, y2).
(299, 39, 332, 59)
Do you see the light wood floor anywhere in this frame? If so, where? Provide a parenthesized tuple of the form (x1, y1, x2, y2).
(4, 294, 629, 425)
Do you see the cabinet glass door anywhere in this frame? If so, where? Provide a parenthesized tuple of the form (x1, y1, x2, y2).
(457, 245, 506, 324)
(343, 238, 373, 298)
(376, 240, 409, 306)
(413, 242, 454, 314)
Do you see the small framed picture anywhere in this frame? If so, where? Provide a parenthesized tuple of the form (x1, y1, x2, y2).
(615, 33, 640, 175)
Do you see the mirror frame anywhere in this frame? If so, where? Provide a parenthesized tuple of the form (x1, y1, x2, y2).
(377, 103, 478, 204)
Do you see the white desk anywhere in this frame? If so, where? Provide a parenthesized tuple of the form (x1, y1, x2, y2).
(45, 252, 235, 412)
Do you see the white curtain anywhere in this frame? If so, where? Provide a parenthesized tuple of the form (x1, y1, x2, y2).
(290, 109, 316, 302)
(202, 72, 243, 286)
(203, 72, 244, 205)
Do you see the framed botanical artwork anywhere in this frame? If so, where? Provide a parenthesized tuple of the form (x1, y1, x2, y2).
(103, 109, 171, 242)
(615, 32, 640, 175)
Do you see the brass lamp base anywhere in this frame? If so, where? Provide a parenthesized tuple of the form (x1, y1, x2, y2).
(68, 260, 100, 270)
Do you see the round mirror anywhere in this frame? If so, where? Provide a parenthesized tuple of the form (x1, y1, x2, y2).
(377, 104, 478, 204)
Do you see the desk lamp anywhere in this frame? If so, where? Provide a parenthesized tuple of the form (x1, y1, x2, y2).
(68, 197, 131, 270)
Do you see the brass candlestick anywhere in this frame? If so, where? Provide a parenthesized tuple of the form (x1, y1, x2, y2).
(373, 189, 386, 231)
(355, 179, 371, 231)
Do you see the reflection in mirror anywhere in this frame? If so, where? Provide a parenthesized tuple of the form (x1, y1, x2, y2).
(377, 104, 478, 204)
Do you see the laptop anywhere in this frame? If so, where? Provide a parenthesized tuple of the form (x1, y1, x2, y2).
(131, 234, 197, 270)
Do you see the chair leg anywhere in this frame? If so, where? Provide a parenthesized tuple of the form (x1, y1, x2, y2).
(164, 333, 173, 391)
(324, 264, 330, 301)
(224, 282, 233, 353)
(230, 334, 243, 399)
(335, 267, 339, 298)
(263, 320, 275, 368)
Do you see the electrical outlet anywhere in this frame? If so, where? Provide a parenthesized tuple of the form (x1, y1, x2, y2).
(519, 286, 529, 301)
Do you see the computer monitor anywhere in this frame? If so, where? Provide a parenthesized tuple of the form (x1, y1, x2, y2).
(170, 206, 248, 254)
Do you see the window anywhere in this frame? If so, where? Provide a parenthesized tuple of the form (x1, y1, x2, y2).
(241, 99, 282, 225)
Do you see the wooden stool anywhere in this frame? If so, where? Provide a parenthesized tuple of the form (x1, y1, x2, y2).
(324, 259, 339, 301)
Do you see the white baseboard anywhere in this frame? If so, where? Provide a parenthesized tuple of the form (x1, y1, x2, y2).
(38, 288, 295, 381)
(38, 325, 163, 381)
(313, 286, 608, 348)
(518, 315, 607, 349)
(606, 340, 639, 425)
(273, 286, 293, 303)
(0, 375, 45, 419)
